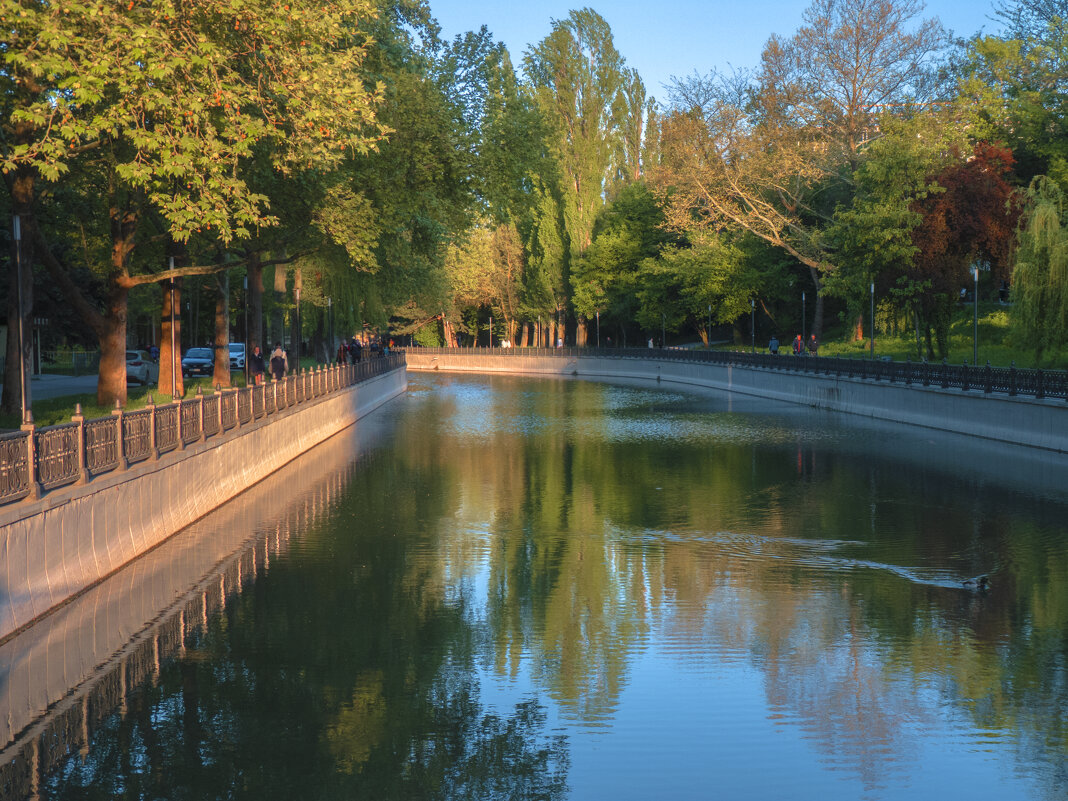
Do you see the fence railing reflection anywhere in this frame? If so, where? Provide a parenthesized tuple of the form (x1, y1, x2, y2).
(0, 354, 403, 506)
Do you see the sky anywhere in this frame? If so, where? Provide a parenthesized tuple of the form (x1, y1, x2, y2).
(428, 0, 1004, 100)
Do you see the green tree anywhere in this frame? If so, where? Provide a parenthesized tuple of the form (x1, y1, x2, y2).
(1011, 177, 1068, 360)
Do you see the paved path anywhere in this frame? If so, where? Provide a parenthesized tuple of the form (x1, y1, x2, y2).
(1, 363, 159, 403)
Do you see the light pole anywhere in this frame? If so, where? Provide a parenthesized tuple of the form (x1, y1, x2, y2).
(489, 316, 493, 348)
(708, 304, 712, 349)
(243, 275, 249, 387)
(294, 286, 301, 370)
(596, 310, 600, 348)
(973, 265, 979, 364)
(661, 312, 665, 348)
(750, 299, 756, 352)
(13, 215, 28, 424)
(327, 297, 333, 351)
(801, 291, 806, 342)
(169, 258, 177, 400)
(870, 281, 875, 360)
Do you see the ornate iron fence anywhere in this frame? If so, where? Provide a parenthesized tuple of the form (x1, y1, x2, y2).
(1, 354, 404, 507)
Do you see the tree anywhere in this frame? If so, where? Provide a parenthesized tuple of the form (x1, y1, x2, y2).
(1, 0, 385, 405)
(658, 0, 946, 340)
(1011, 176, 1068, 361)
(525, 8, 628, 344)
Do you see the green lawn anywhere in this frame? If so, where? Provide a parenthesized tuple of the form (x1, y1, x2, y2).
(733, 303, 1068, 371)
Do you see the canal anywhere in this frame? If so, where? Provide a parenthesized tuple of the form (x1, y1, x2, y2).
(5, 372, 1068, 800)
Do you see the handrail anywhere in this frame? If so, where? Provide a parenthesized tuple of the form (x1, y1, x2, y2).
(0, 353, 404, 507)
(402, 346, 1068, 403)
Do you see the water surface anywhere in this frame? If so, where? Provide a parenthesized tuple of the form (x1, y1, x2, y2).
(18, 373, 1068, 800)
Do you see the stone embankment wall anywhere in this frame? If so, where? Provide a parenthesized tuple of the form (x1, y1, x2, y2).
(0, 366, 406, 643)
(403, 350, 1068, 453)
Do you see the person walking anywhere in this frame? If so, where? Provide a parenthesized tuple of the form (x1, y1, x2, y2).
(793, 334, 803, 356)
(269, 343, 288, 380)
(807, 334, 819, 356)
(249, 346, 266, 385)
(768, 335, 779, 355)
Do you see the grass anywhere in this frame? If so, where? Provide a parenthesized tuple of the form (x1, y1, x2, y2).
(728, 302, 1068, 371)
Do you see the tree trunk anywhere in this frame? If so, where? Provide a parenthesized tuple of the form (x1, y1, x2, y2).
(213, 271, 231, 387)
(272, 262, 287, 349)
(576, 317, 587, 346)
(807, 264, 824, 342)
(248, 252, 264, 351)
(2, 183, 34, 418)
(290, 267, 302, 369)
(158, 278, 184, 399)
(97, 283, 130, 407)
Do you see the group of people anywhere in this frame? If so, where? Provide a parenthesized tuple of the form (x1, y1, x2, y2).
(336, 335, 391, 366)
(244, 344, 288, 385)
(767, 334, 818, 356)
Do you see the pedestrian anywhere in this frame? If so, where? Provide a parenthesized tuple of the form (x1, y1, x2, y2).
(269, 342, 287, 380)
(807, 334, 819, 355)
(793, 334, 803, 355)
(249, 345, 266, 385)
(768, 334, 779, 355)
(336, 341, 347, 365)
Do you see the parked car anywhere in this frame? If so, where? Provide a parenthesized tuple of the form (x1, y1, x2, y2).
(126, 350, 151, 385)
(182, 347, 214, 377)
(229, 342, 245, 370)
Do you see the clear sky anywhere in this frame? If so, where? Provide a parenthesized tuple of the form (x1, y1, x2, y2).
(428, 0, 1003, 100)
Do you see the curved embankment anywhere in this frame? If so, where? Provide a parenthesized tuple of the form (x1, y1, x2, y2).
(0, 367, 407, 644)
(0, 405, 399, 795)
(403, 350, 1068, 453)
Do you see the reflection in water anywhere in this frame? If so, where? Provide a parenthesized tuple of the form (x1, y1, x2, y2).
(3, 373, 1067, 800)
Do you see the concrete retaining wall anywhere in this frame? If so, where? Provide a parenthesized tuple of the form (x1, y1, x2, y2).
(404, 351, 1068, 453)
(0, 367, 407, 643)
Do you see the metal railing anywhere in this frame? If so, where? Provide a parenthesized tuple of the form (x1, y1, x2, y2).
(0, 353, 403, 506)
(405, 346, 1068, 402)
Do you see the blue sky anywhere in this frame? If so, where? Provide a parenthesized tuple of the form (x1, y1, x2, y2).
(428, 1, 1002, 99)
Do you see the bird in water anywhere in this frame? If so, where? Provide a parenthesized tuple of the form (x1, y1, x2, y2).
(963, 575, 989, 591)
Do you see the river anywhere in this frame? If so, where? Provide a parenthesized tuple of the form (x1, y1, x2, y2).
(5, 372, 1068, 800)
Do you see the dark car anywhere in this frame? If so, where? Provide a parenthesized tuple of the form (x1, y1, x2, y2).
(182, 347, 214, 377)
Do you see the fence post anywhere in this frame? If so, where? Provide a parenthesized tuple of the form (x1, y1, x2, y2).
(1009, 361, 1017, 396)
(232, 388, 241, 430)
(146, 394, 160, 460)
(112, 400, 128, 471)
(196, 385, 206, 441)
(174, 395, 185, 451)
(216, 385, 224, 433)
(72, 403, 90, 484)
(21, 414, 41, 501)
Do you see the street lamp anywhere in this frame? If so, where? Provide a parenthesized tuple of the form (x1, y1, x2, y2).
(596, 310, 600, 348)
(661, 312, 665, 349)
(243, 275, 249, 387)
(489, 316, 493, 348)
(870, 282, 875, 360)
(294, 286, 301, 369)
(973, 265, 979, 364)
(708, 304, 712, 350)
(802, 291, 806, 342)
(13, 215, 28, 424)
(169, 258, 177, 400)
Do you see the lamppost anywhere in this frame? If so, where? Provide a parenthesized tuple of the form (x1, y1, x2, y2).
(708, 304, 712, 349)
(489, 316, 493, 348)
(243, 275, 249, 387)
(596, 310, 600, 348)
(661, 312, 665, 348)
(169, 258, 177, 400)
(973, 264, 979, 364)
(294, 286, 301, 369)
(750, 299, 756, 352)
(13, 215, 28, 424)
(870, 281, 875, 360)
(327, 297, 333, 350)
(801, 291, 806, 342)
